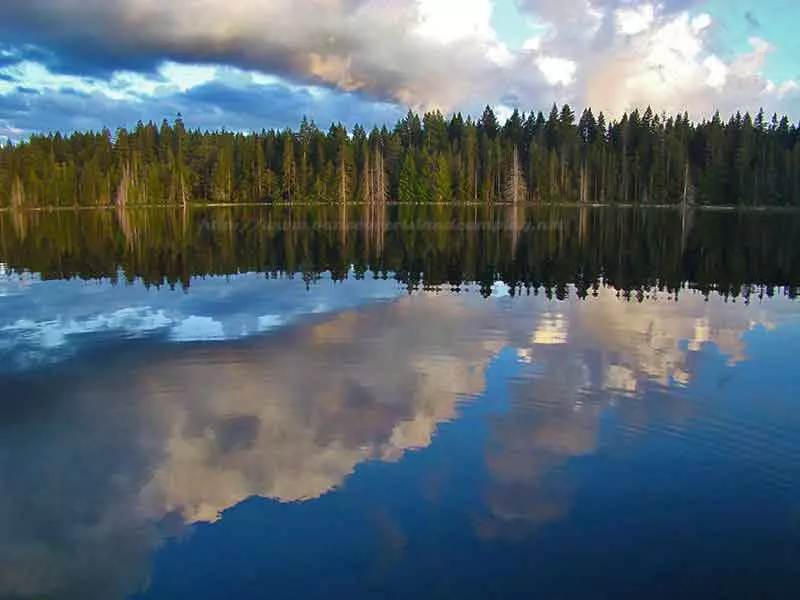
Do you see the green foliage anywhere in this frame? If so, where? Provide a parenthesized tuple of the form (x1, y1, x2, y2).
(398, 152, 421, 203)
(2, 107, 800, 207)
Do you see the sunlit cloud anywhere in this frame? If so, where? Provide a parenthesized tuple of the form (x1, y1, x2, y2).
(0, 0, 797, 136)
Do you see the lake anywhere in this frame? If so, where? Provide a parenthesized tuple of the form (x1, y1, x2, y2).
(0, 206, 798, 599)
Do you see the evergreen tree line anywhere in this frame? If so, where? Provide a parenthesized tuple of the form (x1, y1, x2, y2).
(2, 105, 800, 208)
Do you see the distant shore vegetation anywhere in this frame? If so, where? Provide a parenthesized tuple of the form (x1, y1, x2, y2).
(1, 105, 799, 208)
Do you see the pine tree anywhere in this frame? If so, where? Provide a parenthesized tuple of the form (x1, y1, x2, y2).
(2, 105, 799, 209)
(398, 152, 420, 203)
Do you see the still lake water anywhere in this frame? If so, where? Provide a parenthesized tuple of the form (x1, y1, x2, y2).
(1, 206, 799, 599)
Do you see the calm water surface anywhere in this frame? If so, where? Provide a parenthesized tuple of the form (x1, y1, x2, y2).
(0, 207, 799, 599)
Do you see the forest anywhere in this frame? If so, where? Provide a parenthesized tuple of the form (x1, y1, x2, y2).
(1, 104, 800, 208)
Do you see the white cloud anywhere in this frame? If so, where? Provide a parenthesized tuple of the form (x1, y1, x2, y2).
(0, 60, 216, 101)
(777, 81, 800, 97)
(691, 12, 712, 33)
(536, 55, 577, 86)
(576, 9, 799, 119)
(487, 41, 516, 67)
(415, 0, 495, 44)
(0, 0, 798, 134)
(616, 3, 655, 36)
(158, 62, 218, 92)
(522, 36, 542, 51)
(703, 55, 728, 89)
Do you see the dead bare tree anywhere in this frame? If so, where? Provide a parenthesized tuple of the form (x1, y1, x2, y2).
(504, 146, 527, 205)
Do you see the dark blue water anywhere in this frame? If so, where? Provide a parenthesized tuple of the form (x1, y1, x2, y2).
(0, 268, 798, 599)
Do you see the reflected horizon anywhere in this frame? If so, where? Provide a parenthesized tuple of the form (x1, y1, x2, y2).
(1, 205, 798, 298)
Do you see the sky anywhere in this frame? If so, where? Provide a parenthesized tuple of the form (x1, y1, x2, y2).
(0, 0, 798, 140)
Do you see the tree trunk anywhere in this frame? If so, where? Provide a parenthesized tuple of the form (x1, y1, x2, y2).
(10, 176, 25, 210)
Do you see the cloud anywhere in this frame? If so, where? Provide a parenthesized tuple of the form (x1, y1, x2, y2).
(518, 0, 799, 118)
(0, 1, 798, 139)
(0, 64, 403, 137)
(0, 43, 50, 70)
(0, 0, 531, 113)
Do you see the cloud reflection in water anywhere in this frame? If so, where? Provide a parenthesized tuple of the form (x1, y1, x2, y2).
(0, 280, 795, 599)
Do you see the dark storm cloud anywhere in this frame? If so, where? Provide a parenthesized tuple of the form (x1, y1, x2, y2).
(180, 80, 401, 130)
(0, 5, 166, 77)
(0, 88, 151, 135)
(180, 82, 316, 120)
(0, 93, 31, 115)
(0, 75, 402, 139)
(0, 0, 528, 111)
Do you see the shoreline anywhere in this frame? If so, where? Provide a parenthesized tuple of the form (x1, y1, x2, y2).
(1, 202, 799, 213)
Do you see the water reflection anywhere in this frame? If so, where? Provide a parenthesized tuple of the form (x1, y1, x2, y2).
(0, 293, 497, 598)
(1, 205, 798, 298)
(476, 290, 791, 540)
(139, 295, 504, 518)
(0, 269, 404, 373)
(1, 278, 796, 598)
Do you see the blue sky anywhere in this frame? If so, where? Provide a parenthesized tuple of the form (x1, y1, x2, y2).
(0, 0, 798, 140)
(703, 0, 799, 81)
